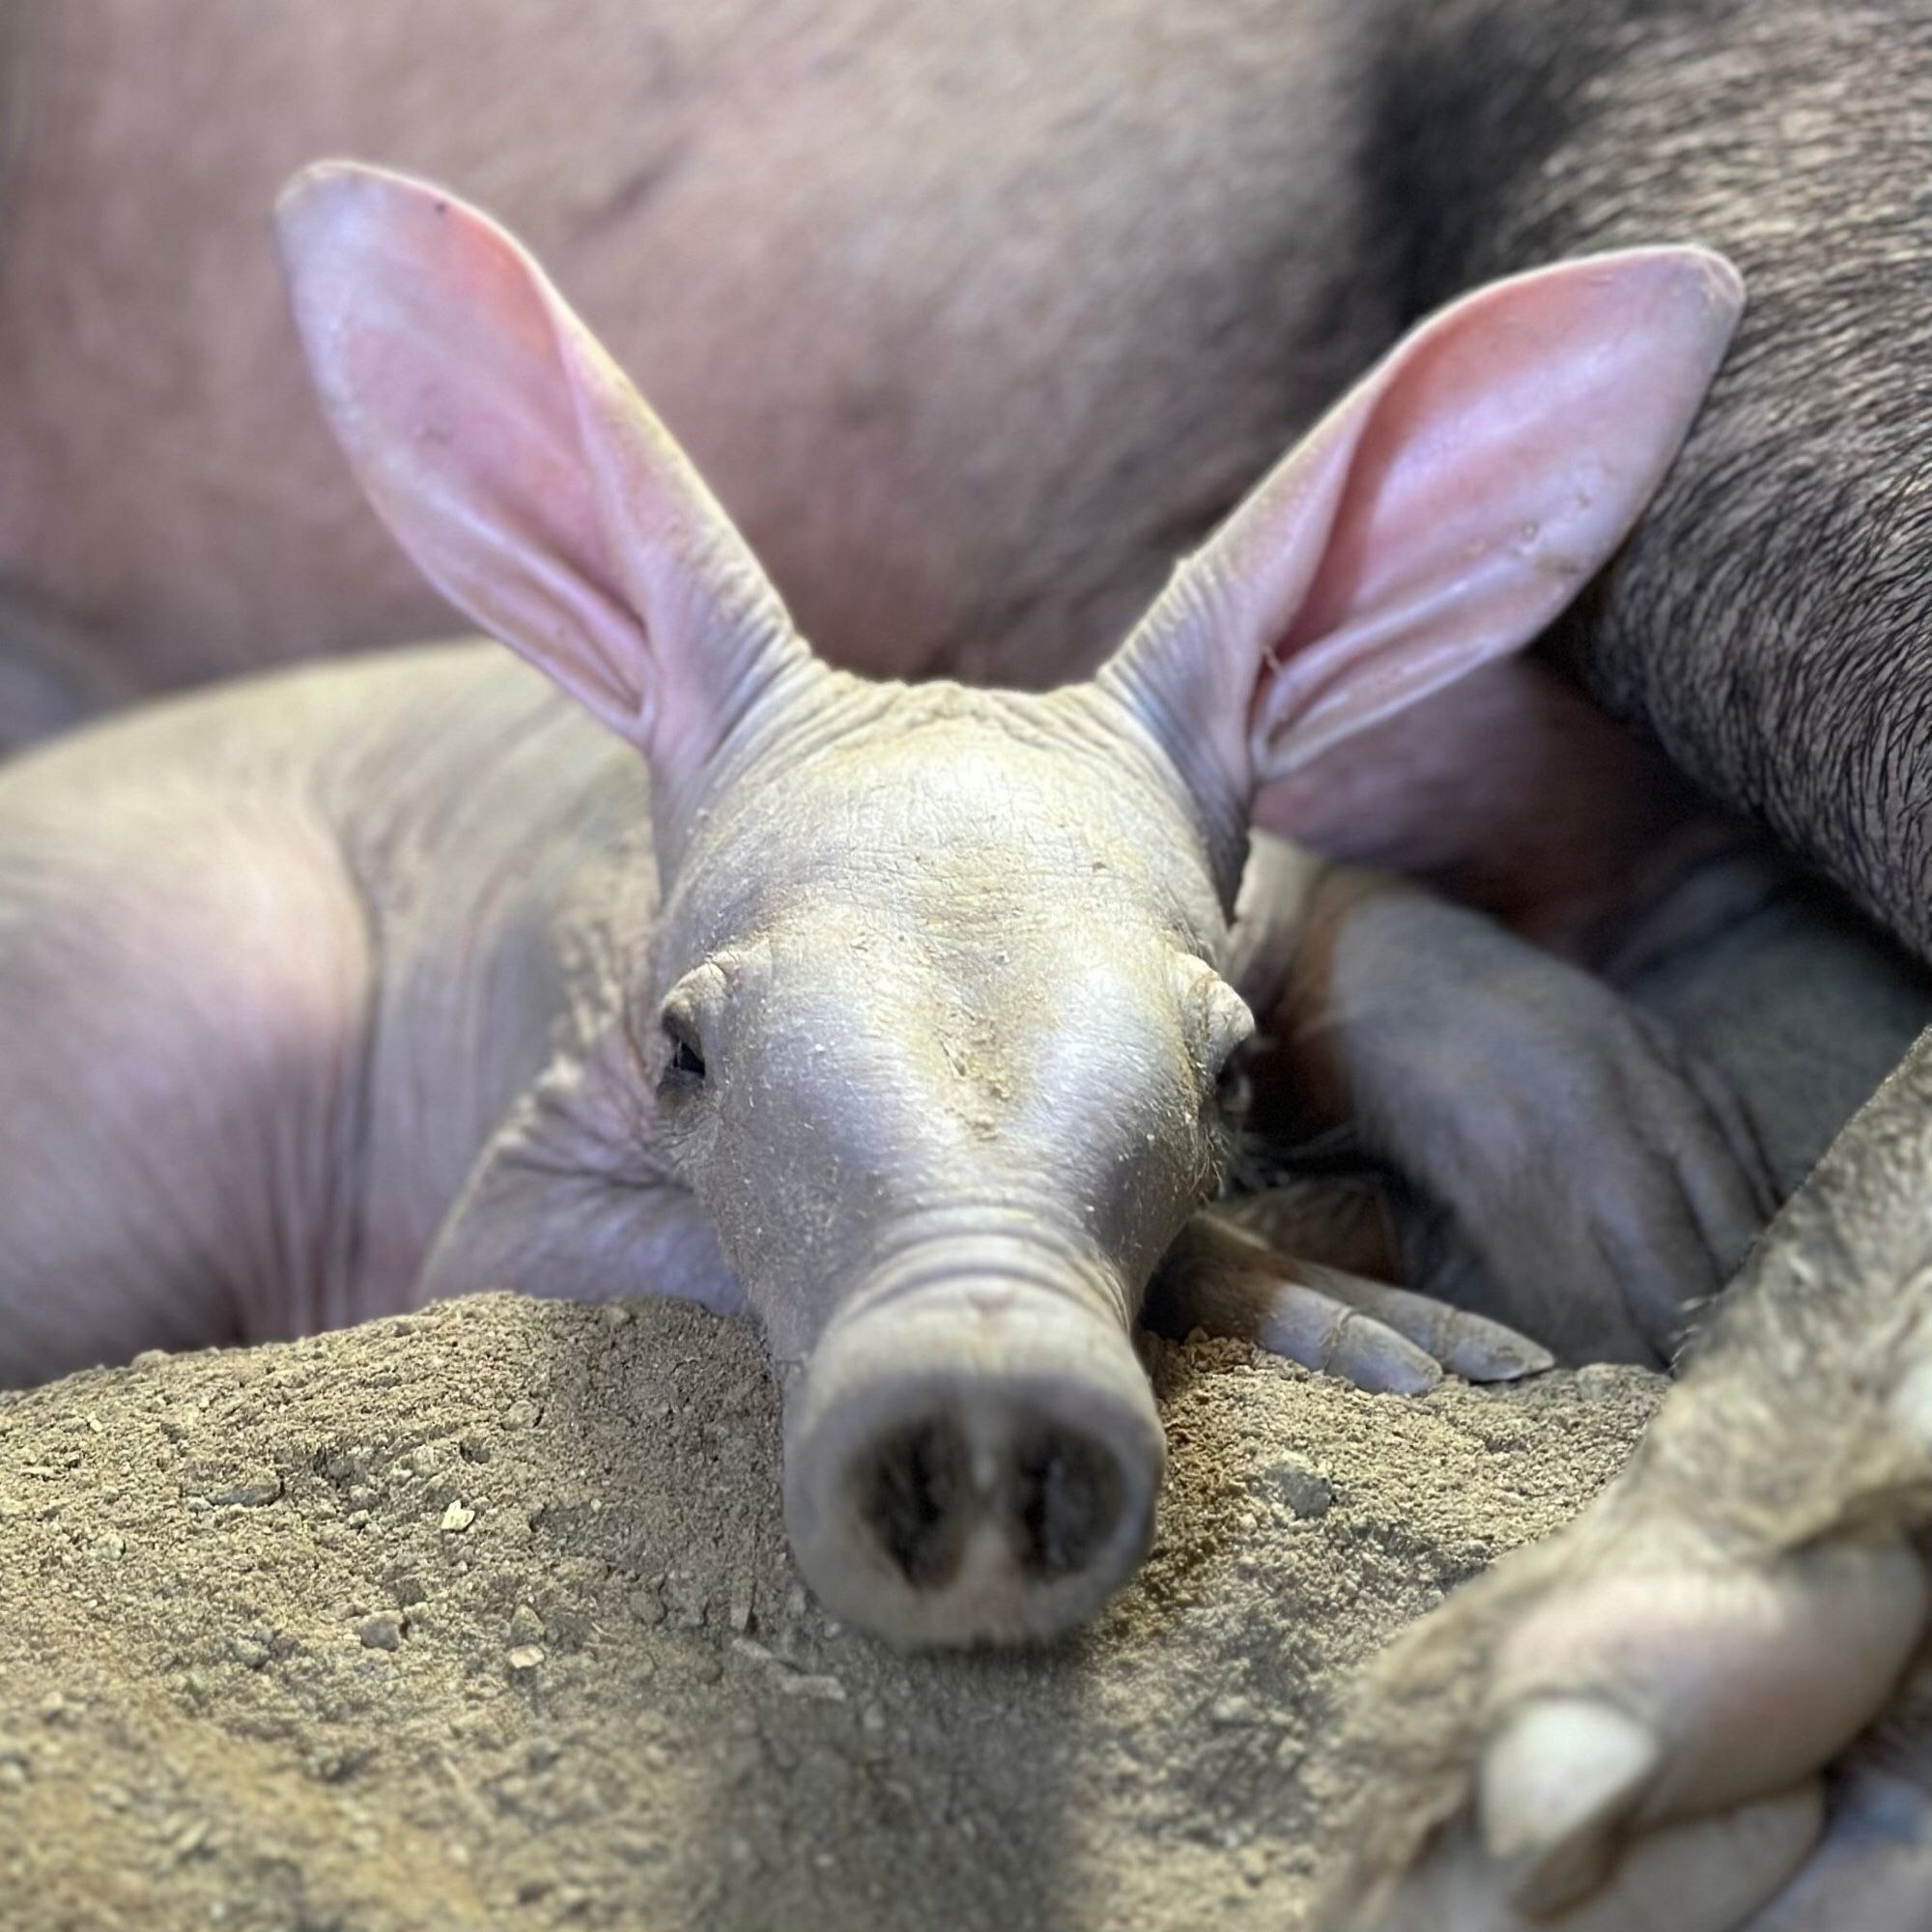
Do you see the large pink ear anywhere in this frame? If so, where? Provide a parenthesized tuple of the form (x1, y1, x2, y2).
(276, 162, 808, 791)
(1099, 249, 1744, 797)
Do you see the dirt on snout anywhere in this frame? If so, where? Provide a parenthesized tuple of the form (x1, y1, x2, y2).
(0, 1293, 1659, 1932)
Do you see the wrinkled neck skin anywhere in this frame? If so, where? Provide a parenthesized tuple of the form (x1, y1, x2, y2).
(641, 659, 1252, 1376)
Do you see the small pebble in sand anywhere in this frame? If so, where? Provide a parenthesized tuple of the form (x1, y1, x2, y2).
(777, 1673, 846, 1703)
(211, 1471, 282, 1509)
(440, 1501, 475, 1534)
(357, 1613, 404, 1652)
(506, 1645, 546, 1672)
(1267, 1460, 1334, 1520)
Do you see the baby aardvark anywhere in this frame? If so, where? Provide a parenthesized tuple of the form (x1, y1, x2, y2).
(0, 165, 1747, 1645)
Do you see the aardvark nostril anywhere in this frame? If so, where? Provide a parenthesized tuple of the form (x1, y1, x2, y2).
(849, 1411, 1128, 1590)
(856, 1415, 972, 1588)
(1012, 1423, 1123, 1579)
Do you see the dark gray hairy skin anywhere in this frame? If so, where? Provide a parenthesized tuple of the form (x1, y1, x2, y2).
(1372, 0, 1932, 959)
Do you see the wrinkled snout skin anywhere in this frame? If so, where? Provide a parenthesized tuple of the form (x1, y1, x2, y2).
(654, 674, 1247, 1642)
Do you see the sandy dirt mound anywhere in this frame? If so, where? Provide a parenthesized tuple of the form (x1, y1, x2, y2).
(0, 1293, 1659, 1932)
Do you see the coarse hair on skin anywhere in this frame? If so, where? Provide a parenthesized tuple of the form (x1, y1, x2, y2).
(1367, 0, 1932, 958)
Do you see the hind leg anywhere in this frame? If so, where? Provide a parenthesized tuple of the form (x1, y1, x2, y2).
(0, 755, 370, 1382)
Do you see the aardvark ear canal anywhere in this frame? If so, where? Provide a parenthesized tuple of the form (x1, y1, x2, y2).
(1097, 247, 1744, 809)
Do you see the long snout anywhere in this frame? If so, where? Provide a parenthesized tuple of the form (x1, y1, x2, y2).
(783, 1264, 1164, 1647)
